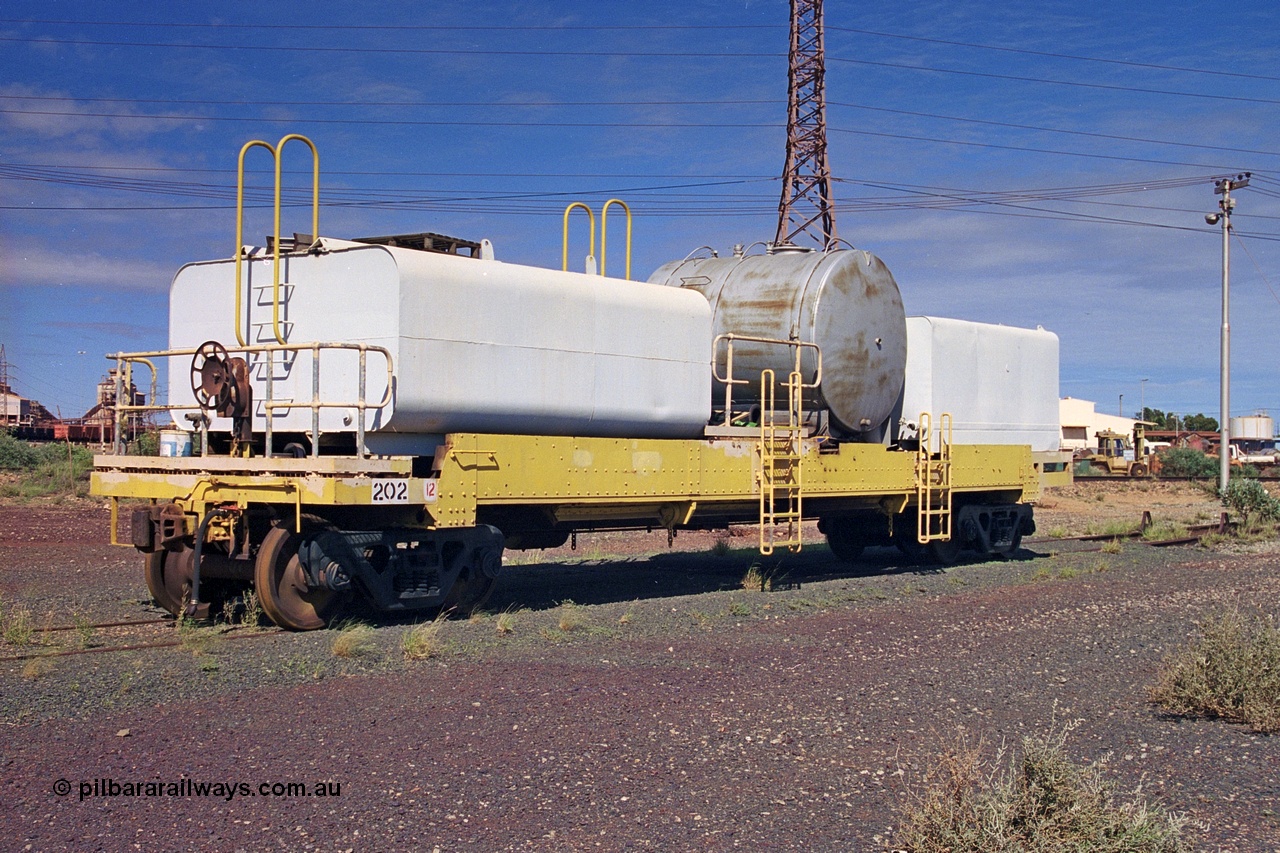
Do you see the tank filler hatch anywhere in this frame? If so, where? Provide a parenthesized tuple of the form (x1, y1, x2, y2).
(352, 232, 483, 257)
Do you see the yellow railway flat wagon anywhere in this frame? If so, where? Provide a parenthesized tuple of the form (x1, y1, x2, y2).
(90, 136, 1051, 630)
(93, 428, 1039, 630)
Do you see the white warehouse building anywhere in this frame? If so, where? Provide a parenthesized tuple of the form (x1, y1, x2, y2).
(1059, 397, 1138, 452)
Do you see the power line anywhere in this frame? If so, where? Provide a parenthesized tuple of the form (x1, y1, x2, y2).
(7, 94, 1274, 160)
(0, 161, 774, 180)
(0, 106, 1266, 172)
(3, 33, 1278, 109)
(0, 19, 782, 32)
(0, 94, 782, 108)
(828, 102, 1280, 159)
(3, 18, 1274, 84)
(1234, 232, 1280, 310)
(847, 181, 1280, 241)
(829, 56, 1280, 106)
(0, 36, 782, 58)
(829, 126, 1257, 172)
(6, 162, 1279, 240)
(826, 26, 1280, 83)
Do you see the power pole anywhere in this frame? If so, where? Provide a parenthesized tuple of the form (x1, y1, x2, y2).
(0, 344, 9, 425)
(1208, 172, 1250, 494)
(775, 0, 838, 249)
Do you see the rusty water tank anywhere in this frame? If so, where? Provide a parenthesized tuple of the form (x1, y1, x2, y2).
(649, 246, 907, 439)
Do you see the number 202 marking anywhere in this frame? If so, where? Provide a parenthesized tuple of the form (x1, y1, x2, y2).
(371, 480, 409, 503)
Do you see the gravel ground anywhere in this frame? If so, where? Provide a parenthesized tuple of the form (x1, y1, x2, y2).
(1, 489, 1279, 851)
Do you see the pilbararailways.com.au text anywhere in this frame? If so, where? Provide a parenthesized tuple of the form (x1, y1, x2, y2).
(53, 778, 342, 802)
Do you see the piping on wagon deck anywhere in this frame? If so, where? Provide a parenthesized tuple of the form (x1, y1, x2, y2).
(90, 136, 1065, 631)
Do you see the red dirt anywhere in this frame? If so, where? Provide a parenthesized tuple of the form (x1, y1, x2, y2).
(1, 497, 1278, 850)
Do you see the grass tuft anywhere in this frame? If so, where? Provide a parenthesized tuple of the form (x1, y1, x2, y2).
(741, 561, 778, 592)
(72, 613, 96, 649)
(1, 600, 35, 646)
(331, 621, 378, 658)
(402, 613, 448, 661)
(219, 589, 263, 628)
(1100, 538, 1123, 554)
(557, 600, 587, 633)
(1085, 520, 1138, 538)
(1141, 521, 1188, 542)
(495, 608, 517, 635)
(710, 538, 732, 557)
(1149, 608, 1280, 733)
(896, 721, 1189, 852)
(22, 656, 55, 680)
(175, 613, 222, 656)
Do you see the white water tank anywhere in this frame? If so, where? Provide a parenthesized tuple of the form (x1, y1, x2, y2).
(1230, 415, 1275, 440)
(168, 239, 714, 453)
(901, 317, 1060, 452)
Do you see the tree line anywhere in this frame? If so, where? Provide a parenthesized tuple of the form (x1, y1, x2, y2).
(1139, 408, 1219, 432)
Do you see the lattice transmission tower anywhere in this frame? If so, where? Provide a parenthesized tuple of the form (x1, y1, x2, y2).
(774, 0, 838, 249)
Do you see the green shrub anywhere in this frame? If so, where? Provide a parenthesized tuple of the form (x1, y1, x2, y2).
(1158, 448, 1217, 479)
(1221, 478, 1280, 524)
(0, 436, 94, 497)
(129, 431, 160, 456)
(1073, 459, 1098, 477)
(1150, 608, 1280, 733)
(0, 431, 39, 469)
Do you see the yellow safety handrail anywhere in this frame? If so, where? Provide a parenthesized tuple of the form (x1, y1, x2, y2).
(234, 139, 276, 347)
(233, 134, 321, 347)
(712, 333, 822, 427)
(562, 202, 595, 273)
(270, 134, 320, 345)
(106, 341, 393, 459)
(600, 198, 632, 279)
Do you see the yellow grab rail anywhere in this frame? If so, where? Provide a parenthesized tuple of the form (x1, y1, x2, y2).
(271, 134, 320, 346)
(561, 202, 595, 273)
(106, 341, 393, 460)
(234, 139, 276, 348)
(233, 134, 321, 348)
(712, 333, 822, 427)
(600, 198, 632, 279)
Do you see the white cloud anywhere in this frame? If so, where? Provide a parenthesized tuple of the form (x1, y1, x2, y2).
(3, 245, 174, 292)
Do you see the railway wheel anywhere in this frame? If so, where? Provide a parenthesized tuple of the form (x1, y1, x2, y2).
(144, 547, 193, 617)
(993, 532, 1023, 559)
(441, 548, 502, 615)
(255, 527, 343, 631)
(824, 525, 865, 564)
(927, 536, 962, 566)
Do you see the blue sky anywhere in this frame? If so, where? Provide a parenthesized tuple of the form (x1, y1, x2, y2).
(1, 0, 1278, 424)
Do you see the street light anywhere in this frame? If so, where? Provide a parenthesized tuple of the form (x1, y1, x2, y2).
(1210, 173, 1250, 494)
(1119, 393, 1124, 418)
(1140, 378, 1148, 422)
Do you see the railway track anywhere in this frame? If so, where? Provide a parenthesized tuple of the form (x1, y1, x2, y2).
(1073, 474, 1280, 482)
(0, 616, 284, 663)
(1025, 511, 1233, 550)
(1, 505, 1232, 663)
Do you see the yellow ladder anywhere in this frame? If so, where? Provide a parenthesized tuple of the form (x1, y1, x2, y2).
(759, 368, 805, 554)
(915, 412, 953, 543)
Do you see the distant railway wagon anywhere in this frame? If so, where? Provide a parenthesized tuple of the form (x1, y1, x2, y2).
(91, 137, 1065, 630)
